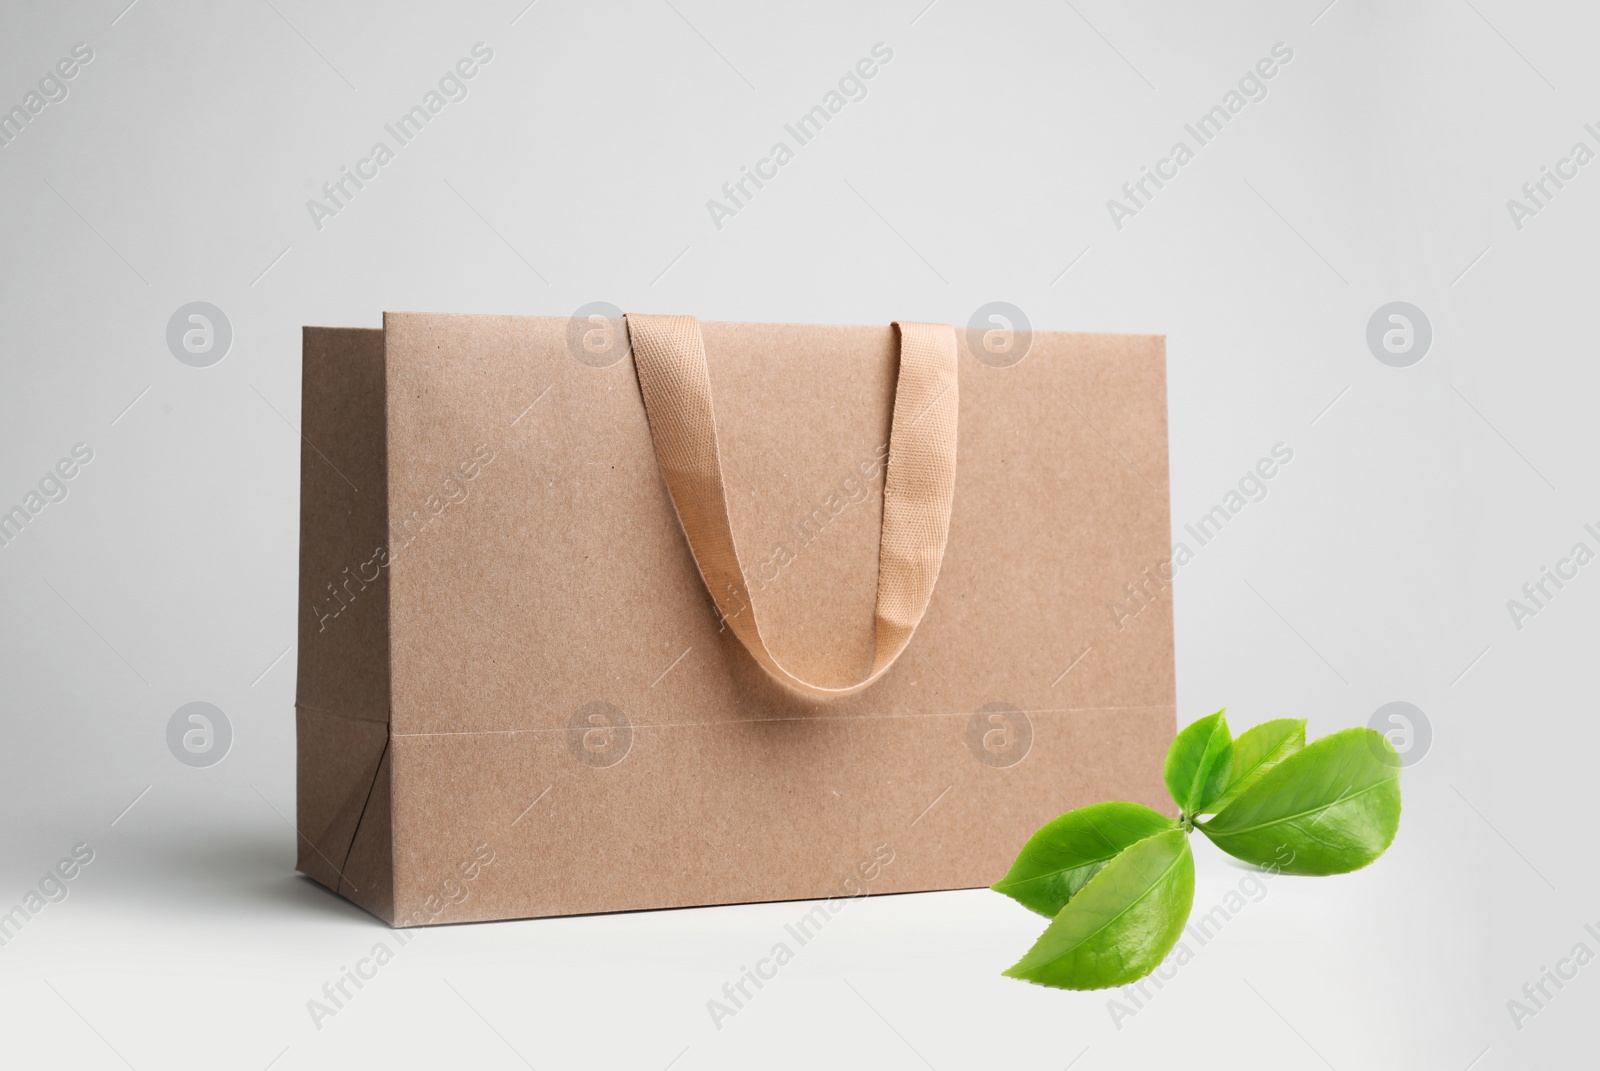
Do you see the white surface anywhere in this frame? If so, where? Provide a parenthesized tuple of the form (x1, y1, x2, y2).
(0, 1, 1593, 1068)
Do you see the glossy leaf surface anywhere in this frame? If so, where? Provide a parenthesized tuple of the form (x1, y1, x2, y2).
(1163, 710, 1233, 815)
(1200, 727, 1401, 875)
(992, 802, 1176, 917)
(1205, 717, 1306, 815)
(1003, 829, 1195, 990)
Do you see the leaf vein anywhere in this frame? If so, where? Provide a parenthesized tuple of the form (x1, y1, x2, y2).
(1032, 841, 1187, 966)
(1205, 778, 1392, 837)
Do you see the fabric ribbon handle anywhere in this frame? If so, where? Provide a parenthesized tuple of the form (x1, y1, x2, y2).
(625, 314, 958, 699)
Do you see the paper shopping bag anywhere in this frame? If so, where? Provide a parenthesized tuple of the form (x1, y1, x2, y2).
(294, 312, 1176, 925)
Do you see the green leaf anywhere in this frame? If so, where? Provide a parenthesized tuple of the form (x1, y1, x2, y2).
(1199, 727, 1402, 875)
(991, 803, 1177, 917)
(1163, 709, 1233, 816)
(1204, 718, 1306, 815)
(1002, 829, 1195, 990)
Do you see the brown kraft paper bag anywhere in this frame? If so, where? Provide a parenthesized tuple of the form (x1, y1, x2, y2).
(294, 311, 1176, 926)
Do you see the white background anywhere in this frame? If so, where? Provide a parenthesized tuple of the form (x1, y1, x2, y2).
(1, 1, 1594, 1068)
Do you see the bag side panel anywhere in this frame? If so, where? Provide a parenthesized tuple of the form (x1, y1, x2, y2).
(295, 326, 393, 921)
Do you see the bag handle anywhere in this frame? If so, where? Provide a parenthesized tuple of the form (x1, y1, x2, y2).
(625, 314, 959, 699)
